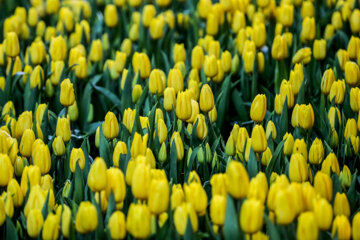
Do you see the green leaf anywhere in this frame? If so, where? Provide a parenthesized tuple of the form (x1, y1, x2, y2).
(99, 127, 111, 167)
(92, 84, 121, 111)
(217, 74, 232, 130)
(6, 216, 18, 240)
(279, 98, 288, 139)
(104, 191, 116, 225)
(73, 162, 84, 205)
(41, 191, 50, 219)
(170, 139, 178, 183)
(265, 140, 285, 180)
(121, 66, 133, 112)
(247, 147, 258, 178)
(184, 217, 194, 240)
(185, 146, 201, 182)
(347, 170, 358, 213)
(264, 214, 281, 239)
(224, 195, 241, 240)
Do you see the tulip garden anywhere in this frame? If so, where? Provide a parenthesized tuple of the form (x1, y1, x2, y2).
(1, 0, 360, 239)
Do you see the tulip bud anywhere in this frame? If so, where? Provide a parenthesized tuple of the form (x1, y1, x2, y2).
(292, 47, 312, 64)
(149, 69, 166, 95)
(59, 78, 75, 107)
(75, 201, 98, 234)
(52, 136, 66, 156)
(204, 55, 218, 78)
(49, 35, 67, 61)
(149, 17, 165, 39)
(300, 17, 316, 42)
(102, 111, 119, 140)
(308, 138, 324, 165)
(191, 46, 204, 70)
(69, 148, 85, 172)
(32, 142, 51, 175)
(345, 61, 360, 87)
(314, 172, 333, 201)
(75, 57, 88, 79)
(126, 203, 151, 238)
(56, 116, 71, 142)
(27, 209, 44, 238)
(170, 132, 184, 161)
(199, 84, 214, 112)
(173, 203, 198, 235)
(148, 174, 169, 214)
(167, 68, 183, 94)
(337, 49, 350, 71)
(344, 118, 357, 140)
(353, 212, 360, 240)
(89, 39, 103, 62)
(42, 213, 59, 240)
(250, 94, 267, 123)
(176, 91, 192, 121)
(29, 65, 43, 89)
(104, 4, 118, 27)
(243, 50, 255, 74)
(289, 153, 308, 182)
(339, 165, 352, 189)
(251, 125, 267, 153)
(289, 64, 304, 95)
(274, 188, 296, 225)
(240, 199, 264, 234)
(108, 211, 126, 239)
(297, 212, 318, 240)
(329, 79, 346, 105)
(88, 157, 107, 192)
(313, 39, 326, 60)
(225, 161, 249, 199)
(5, 32, 20, 58)
(113, 141, 127, 167)
(206, 13, 218, 35)
(350, 9, 360, 33)
(292, 138, 307, 161)
(332, 215, 351, 240)
(271, 35, 288, 60)
(19, 129, 35, 157)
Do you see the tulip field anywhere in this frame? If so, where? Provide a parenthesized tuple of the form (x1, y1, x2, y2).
(1, 0, 360, 239)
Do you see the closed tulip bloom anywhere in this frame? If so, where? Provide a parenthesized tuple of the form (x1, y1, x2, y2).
(75, 57, 88, 79)
(108, 211, 126, 239)
(15, 111, 33, 138)
(149, 69, 166, 95)
(42, 213, 59, 240)
(350, 9, 360, 33)
(251, 124, 267, 153)
(106, 168, 126, 205)
(345, 61, 360, 87)
(29, 65, 44, 89)
(127, 203, 151, 238)
(292, 47, 312, 64)
(173, 43, 186, 63)
(132, 162, 151, 200)
(337, 49, 350, 71)
(265, 121, 276, 140)
(328, 106, 341, 129)
(132, 52, 151, 79)
(19, 129, 35, 157)
(32, 143, 51, 174)
(104, 4, 118, 27)
(55, 205, 71, 238)
(20, 165, 41, 196)
(332, 215, 351, 240)
(314, 172, 333, 201)
(225, 161, 249, 198)
(344, 118, 357, 140)
(271, 35, 288, 60)
(321, 153, 340, 176)
(176, 91, 192, 121)
(75, 201, 98, 234)
(250, 94, 267, 123)
(113, 141, 127, 167)
(191, 46, 204, 69)
(348, 36, 360, 60)
(50, 61, 65, 85)
(204, 55, 218, 78)
(0, 154, 13, 187)
(281, 132, 294, 156)
(186, 100, 199, 124)
(313, 197, 333, 230)
(206, 13, 218, 35)
(289, 153, 308, 182)
(353, 212, 360, 240)
(278, 3, 293, 27)
(301, 17, 316, 42)
(130, 133, 147, 157)
(313, 39, 326, 60)
(49, 35, 67, 61)
(7, 179, 23, 207)
(23, 185, 46, 217)
(297, 212, 318, 240)
(199, 84, 214, 112)
(171, 184, 184, 210)
(194, 114, 207, 140)
(174, 202, 198, 235)
(148, 177, 169, 214)
(170, 132, 184, 161)
(275, 188, 296, 225)
(210, 174, 227, 196)
(279, 80, 295, 109)
(289, 64, 304, 95)
(27, 209, 44, 238)
(331, 11, 343, 30)
(243, 50, 255, 74)
(103, 111, 119, 140)
(88, 157, 107, 192)
(150, 17, 165, 39)
(184, 182, 208, 216)
(321, 68, 335, 95)
(52, 136, 65, 156)
(142, 5, 156, 28)
(240, 199, 264, 234)
(60, 78, 75, 107)
(339, 165, 352, 189)
(89, 39, 103, 62)
(69, 148, 85, 172)
(309, 138, 324, 165)
(350, 88, 360, 113)
(333, 193, 350, 217)
(5, 32, 20, 57)
(167, 68, 184, 94)
(252, 23, 266, 48)
(56, 116, 71, 142)
(329, 79, 345, 104)
(209, 195, 226, 226)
